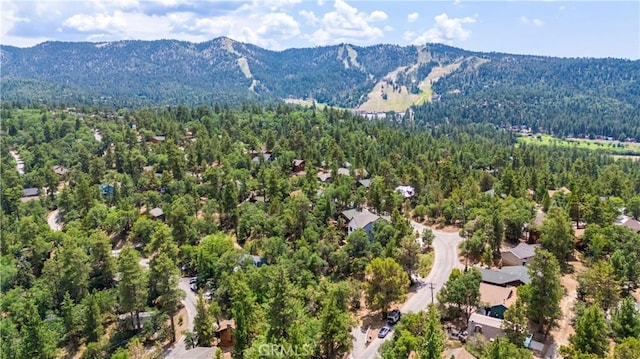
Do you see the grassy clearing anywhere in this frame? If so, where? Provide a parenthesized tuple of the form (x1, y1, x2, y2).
(418, 251, 434, 277)
(517, 134, 640, 156)
(283, 98, 344, 111)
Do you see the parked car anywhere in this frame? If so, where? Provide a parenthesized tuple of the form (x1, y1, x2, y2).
(457, 330, 468, 343)
(189, 277, 197, 284)
(524, 333, 534, 348)
(387, 309, 401, 325)
(378, 325, 392, 338)
(190, 283, 198, 292)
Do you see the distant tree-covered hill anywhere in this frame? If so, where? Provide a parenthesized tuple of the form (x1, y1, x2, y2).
(1, 37, 639, 137)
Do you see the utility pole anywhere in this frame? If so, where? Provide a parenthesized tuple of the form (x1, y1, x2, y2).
(426, 282, 436, 304)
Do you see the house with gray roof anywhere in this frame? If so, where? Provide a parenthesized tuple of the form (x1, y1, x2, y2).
(357, 179, 372, 188)
(148, 207, 165, 221)
(347, 208, 389, 238)
(501, 243, 539, 266)
(478, 266, 531, 287)
(467, 313, 504, 341)
(21, 187, 39, 202)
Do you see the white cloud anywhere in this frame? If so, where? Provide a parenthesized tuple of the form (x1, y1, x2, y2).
(55, 0, 304, 49)
(407, 12, 419, 23)
(299, 10, 318, 25)
(521, 16, 544, 26)
(453, 0, 462, 6)
(403, 31, 416, 41)
(63, 10, 206, 42)
(411, 13, 476, 45)
(367, 10, 388, 22)
(317, 0, 325, 5)
(308, 0, 389, 45)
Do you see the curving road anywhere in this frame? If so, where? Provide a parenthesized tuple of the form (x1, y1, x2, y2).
(46, 201, 209, 357)
(350, 221, 464, 359)
(47, 210, 62, 231)
(163, 277, 214, 358)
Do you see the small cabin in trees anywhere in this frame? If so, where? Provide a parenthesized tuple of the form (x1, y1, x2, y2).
(620, 217, 640, 233)
(292, 159, 306, 173)
(216, 319, 235, 347)
(150, 135, 166, 143)
(21, 187, 39, 202)
(148, 207, 165, 221)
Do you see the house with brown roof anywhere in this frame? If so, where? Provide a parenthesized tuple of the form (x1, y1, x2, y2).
(317, 170, 333, 183)
(443, 347, 476, 359)
(548, 186, 571, 199)
(216, 319, 235, 347)
(479, 283, 516, 319)
(52, 165, 69, 176)
(292, 159, 305, 174)
(150, 135, 166, 143)
(525, 209, 546, 243)
(621, 217, 640, 233)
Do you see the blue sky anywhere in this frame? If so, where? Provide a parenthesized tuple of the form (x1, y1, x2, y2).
(1, 0, 638, 59)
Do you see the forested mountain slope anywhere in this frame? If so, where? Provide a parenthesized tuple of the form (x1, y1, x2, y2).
(2, 38, 639, 137)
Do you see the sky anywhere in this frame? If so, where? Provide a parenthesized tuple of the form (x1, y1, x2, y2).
(1, 0, 638, 59)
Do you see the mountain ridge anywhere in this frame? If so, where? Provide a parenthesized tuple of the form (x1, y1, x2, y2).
(1, 37, 638, 111)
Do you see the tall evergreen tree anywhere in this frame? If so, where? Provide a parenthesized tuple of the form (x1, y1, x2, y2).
(84, 292, 103, 343)
(318, 284, 352, 358)
(502, 299, 529, 346)
(612, 296, 640, 342)
(365, 257, 410, 318)
(540, 206, 575, 269)
(117, 244, 148, 331)
(570, 305, 609, 357)
(193, 291, 215, 346)
(148, 251, 184, 342)
(230, 272, 260, 358)
(482, 338, 533, 359)
(420, 304, 445, 359)
(519, 249, 563, 337)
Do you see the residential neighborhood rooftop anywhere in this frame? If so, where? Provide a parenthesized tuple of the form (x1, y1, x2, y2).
(479, 283, 515, 307)
(505, 242, 539, 260)
(621, 217, 640, 233)
(479, 266, 531, 286)
(22, 187, 39, 197)
(149, 207, 164, 218)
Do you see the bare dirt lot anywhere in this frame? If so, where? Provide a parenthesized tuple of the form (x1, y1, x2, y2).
(548, 260, 585, 348)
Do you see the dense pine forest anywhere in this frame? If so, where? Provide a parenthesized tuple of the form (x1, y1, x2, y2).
(2, 102, 640, 359)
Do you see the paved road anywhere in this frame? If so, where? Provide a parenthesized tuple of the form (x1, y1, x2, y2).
(164, 277, 216, 358)
(47, 210, 62, 231)
(45, 196, 207, 357)
(10, 150, 25, 175)
(350, 222, 464, 359)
